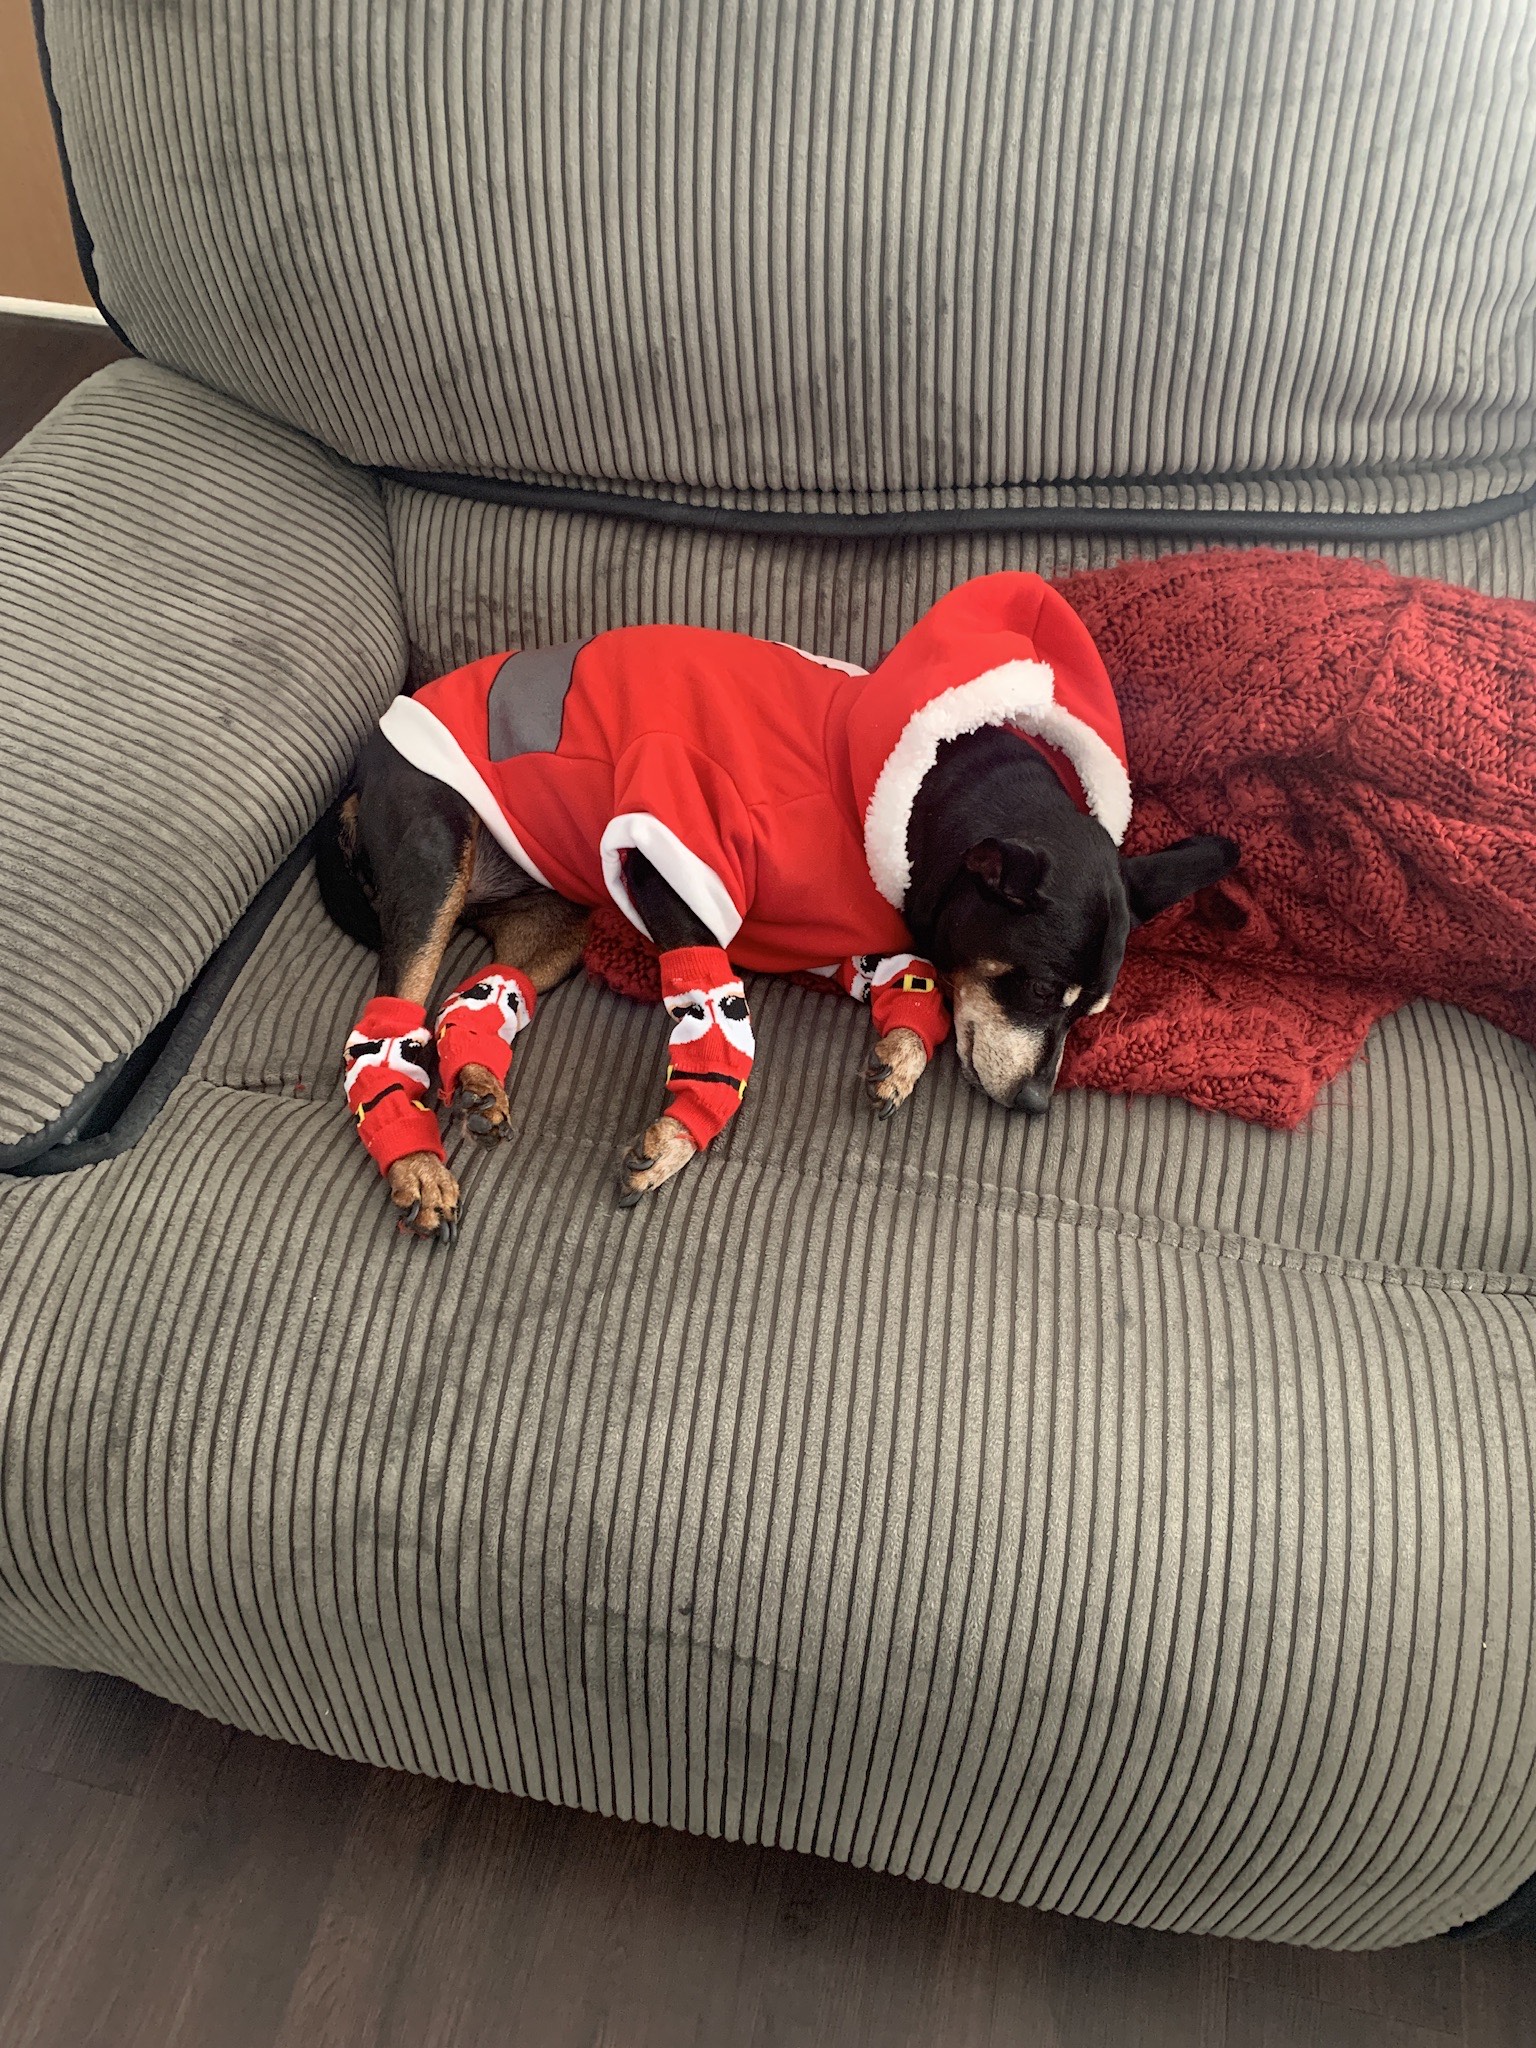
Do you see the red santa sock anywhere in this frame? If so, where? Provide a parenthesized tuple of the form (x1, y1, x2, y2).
(344, 996, 444, 1174)
(658, 946, 755, 1148)
(831, 952, 951, 1054)
(434, 965, 537, 1102)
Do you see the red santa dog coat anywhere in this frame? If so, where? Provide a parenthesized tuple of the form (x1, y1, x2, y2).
(353, 572, 1129, 1175)
(378, 571, 1132, 967)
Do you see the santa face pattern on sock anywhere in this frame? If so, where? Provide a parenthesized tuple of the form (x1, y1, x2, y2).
(344, 995, 445, 1173)
(434, 965, 537, 1101)
(822, 951, 952, 1055)
(659, 946, 755, 1148)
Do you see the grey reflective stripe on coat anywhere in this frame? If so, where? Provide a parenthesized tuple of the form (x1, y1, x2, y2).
(485, 641, 588, 759)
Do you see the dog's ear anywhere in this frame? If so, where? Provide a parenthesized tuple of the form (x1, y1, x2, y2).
(1090, 882, 1133, 995)
(964, 838, 1051, 909)
(1120, 834, 1240, 926)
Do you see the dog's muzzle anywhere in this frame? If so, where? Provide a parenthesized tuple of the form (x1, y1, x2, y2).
(955, 1018, 1063, 1113)
(951, 971, 1073, 1112)
(1010, 1073, 1056, 1116)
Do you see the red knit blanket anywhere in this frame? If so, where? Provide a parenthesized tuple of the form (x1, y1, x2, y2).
(583, 550, 1536, 1128)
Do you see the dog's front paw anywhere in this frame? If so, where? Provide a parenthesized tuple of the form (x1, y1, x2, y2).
(386, 1151, 461, 1243)
(616, 1115, 698, 1206)
(862, 1027, 928, 1120)
(453, 1062, 511, 1141)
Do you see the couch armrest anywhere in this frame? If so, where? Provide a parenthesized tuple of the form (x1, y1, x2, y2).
(0, 359, 406, 1164)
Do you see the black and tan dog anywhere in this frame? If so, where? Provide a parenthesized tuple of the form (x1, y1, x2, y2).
(318, 576, 1237, 1239)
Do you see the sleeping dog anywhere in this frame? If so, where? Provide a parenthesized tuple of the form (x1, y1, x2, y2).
(317, 571, 1237, 1239)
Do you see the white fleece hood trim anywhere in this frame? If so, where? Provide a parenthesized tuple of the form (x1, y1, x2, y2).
(861, 659, 1135, 908)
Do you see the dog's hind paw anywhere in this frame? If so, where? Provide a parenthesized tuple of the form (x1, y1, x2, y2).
(616, 1115, 698, 1206)
(862, 1027, 928, 1120)
(453, 1063, 511, 1141)
(387, 1152, 461, 1244)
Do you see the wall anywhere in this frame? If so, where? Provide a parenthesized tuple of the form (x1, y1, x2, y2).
(0, 0, 92, 305)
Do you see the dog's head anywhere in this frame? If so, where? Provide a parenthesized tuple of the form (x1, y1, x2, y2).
(927, 825, 1240, 1112)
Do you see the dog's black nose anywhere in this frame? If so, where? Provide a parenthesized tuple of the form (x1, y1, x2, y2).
(1013, 1077, 1054, 1116)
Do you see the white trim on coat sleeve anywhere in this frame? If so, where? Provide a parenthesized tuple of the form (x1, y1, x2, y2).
(599, 813, 744, 948)
(378, 694, 552, 885)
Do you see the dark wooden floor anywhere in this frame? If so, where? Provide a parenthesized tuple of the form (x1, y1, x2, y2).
(2, 310, 1533, 2048)
(0, 1662, 1530, 2048)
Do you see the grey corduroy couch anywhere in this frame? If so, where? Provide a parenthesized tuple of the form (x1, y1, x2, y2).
(3, 0, 1535, 1949)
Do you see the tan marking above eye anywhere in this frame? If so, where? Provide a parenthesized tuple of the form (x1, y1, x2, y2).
(1087, 992, 1110, 1015)
(1063, 984, 1082, 1008)
(974, 957, 1009, 978)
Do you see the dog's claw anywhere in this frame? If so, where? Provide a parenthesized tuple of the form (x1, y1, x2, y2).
(616, 1116, 698, 1204)
(463, 1102, 511, 1140)
(617, 1148, 650, 1202)
(455, 1074, 511, 1144)
(863, 1064, 897, 1114)
(861, 1027, 929, 1122)
(386, 1154, 461, 1245)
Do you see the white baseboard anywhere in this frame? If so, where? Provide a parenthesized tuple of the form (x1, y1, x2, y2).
(0, 294, 107, 327)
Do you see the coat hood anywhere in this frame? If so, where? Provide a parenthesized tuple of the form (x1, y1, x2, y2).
(843, 572, 1133, 908)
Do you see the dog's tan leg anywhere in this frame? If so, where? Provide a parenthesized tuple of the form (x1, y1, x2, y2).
(861, 1026, 929, 1119)
(449, 891, 592, 1139)
(389, 832, 476, 1006)
(475, 890, 592, 993)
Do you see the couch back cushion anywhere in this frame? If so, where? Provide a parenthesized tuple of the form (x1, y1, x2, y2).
(387, 489, 1536, 678)
(41, 0, 1536, 512)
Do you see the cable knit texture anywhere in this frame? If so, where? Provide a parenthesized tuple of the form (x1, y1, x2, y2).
(1057, 550, 1536, 1122)
(585, 549, 1536, 1127)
